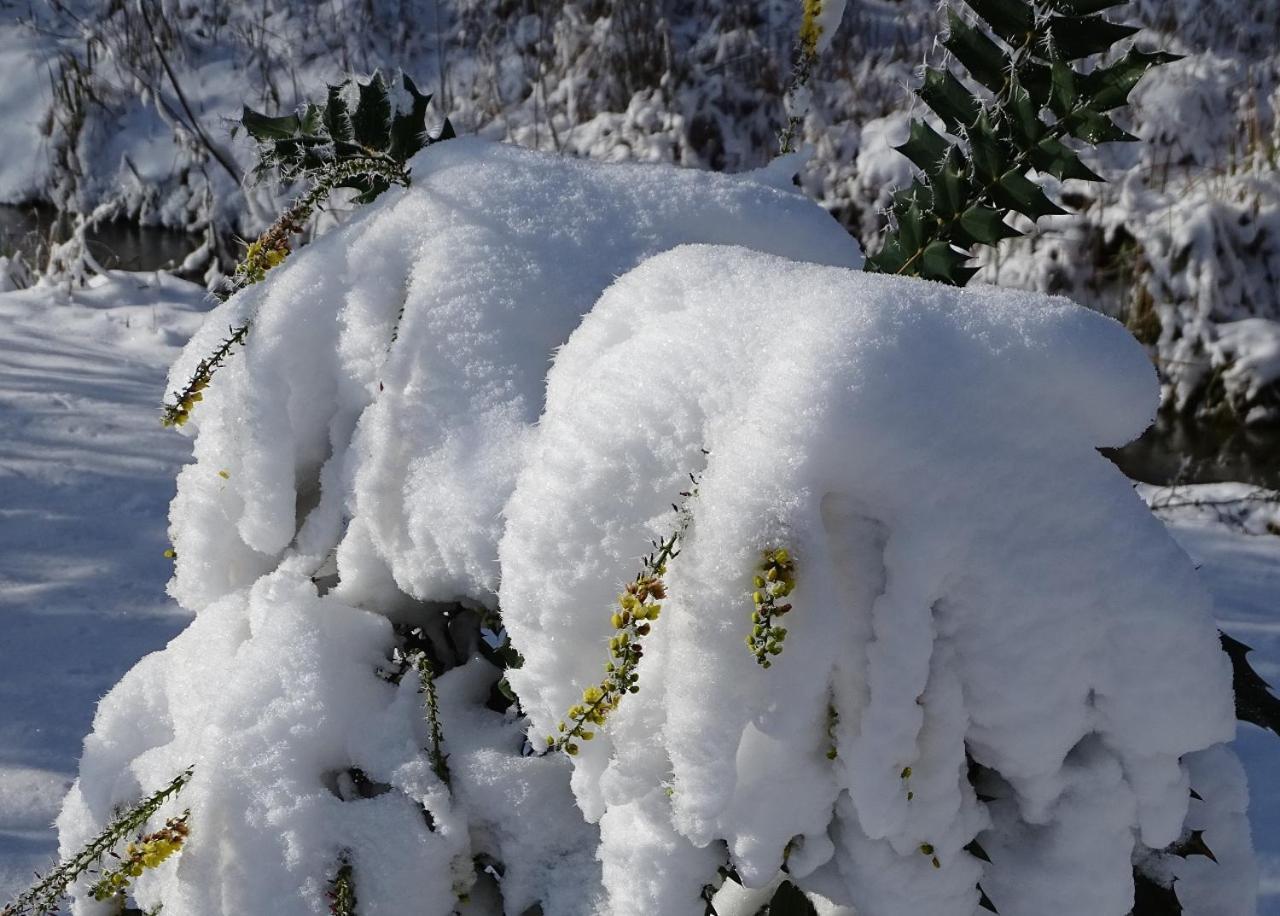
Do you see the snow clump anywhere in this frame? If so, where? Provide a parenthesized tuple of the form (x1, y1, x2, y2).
(57, 140, 1252, 915)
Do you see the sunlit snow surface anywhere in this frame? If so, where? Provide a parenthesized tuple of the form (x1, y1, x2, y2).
(0, 150, 1274, 913)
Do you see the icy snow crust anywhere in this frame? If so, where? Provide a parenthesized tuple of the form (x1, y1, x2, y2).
(59, 142, 1251, 915)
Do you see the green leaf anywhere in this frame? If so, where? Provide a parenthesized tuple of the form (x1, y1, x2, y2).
(896, 202, 928, 253)
(964, 0, 1037, 45)
(943, 12, 1009, 92)
(1046, 15, 1140, 61)
(1061, 107, 1137, 143)
(324, 85, 355, 144)
(919, 68, 980, 132)
(864, 237, 910, 275)
(1083, 49, 1182, 111)
(1044, 0, 1126, 13)
(920, 240, 978, 285)
(990, 171, 1067, 219)
(352, 71, 393, 151)
(967, 112, 1007, 183)
(964, 840, 993, 863)
(765, 881, 818, 916)
(241, 106, 301, 141)
(1220, 631, 1280, 736)
(896, 119, 952, 175)
(1029, 136, 1103, 181)
(958, 205, 1021, 244)
(1132, 870, 1181, 916)
(389, 73, 433, 162)
(1002, 84, 1048, 152)
(933, 150, 972, 217)
(1049, 62, 1079, 117)
(892, 180, 935, 214)
(979, 885, 1000, 913)
(1015, 59, 1053, 107)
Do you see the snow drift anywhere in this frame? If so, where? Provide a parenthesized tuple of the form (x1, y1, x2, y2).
(58, 140, 1252, 916)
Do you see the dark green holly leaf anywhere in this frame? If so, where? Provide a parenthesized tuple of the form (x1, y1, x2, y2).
(325, 85, 355, 144)
(438, 118, 457, 142)
(896, 119, 952, 175)
(766, 881, 818, 916)
(944, 11, 1009, 92)
(1044, 0, 1127, 14)
(1003, 84, 1048, 152)
(1062, 107, 1137, 143)
(978, 885, 999, 913)
(892, 180, 935, 214)
(298, 102, 324, 136)
(864, 237, 910, 275)
(967, 112, 1007, 182)
(353, 71, 393, 151)
(991, 171, 1067, 219)
(956, 205, 1020, 246)
(919, 68, 981, 132)
(1016, 58, 1053, 107)
(1132, 870, 1181, 916)
(1083, 49, 1182, 111)
(933, 150, 972, 217)
(241, 106, 302, 142)
(965, 839, 993, 863)
(390, 73, 433, 162)
(1030, 136, 1103, 181)
(1049, 62, 1079, 117)
(897, 202, 928, 253)
(1046, 15, 1140, 61)
(921, 240, 978, 285)
(964, 0, 1037, 46)
(1171, 829, 1218, 863)
(1220, 631, 1280, 735)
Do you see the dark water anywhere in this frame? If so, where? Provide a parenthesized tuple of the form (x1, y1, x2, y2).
(0, 203, 197, 273)
(1107, 417, 1280, 490)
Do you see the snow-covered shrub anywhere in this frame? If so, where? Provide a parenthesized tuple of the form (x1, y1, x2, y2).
(45, 139, 1256, 915)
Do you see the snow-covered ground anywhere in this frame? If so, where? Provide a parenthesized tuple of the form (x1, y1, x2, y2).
(0, 274, 206, 901)
(0, 273, 1276, 912)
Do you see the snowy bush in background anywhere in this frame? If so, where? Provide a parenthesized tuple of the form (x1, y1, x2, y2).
(46, 136, 1258, 915)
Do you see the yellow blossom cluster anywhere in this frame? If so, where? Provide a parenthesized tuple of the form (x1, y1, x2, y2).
(90, 813, 190, 902)
(746, 547, 796, 667)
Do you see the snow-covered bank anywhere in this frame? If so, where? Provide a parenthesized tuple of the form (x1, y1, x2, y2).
(0, 273, 206, 899)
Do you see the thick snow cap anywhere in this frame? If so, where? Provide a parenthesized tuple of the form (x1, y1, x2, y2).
(62, 140, 1251, 916)
(162, 138, 861, 612)
(499, 246, 1245, 916)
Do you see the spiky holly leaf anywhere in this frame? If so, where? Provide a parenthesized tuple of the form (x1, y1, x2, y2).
(959, 205, 1022, 245)
(1083, 49, 1183, 111)
(919, 68, 981, 132)
(964, 0, 1037, 46)
(991, 171, 1067, 219)
(921, 240, 979, 285)
(944, 12, 1009, 92)
(1132, 870, 1181, 916)
(763, 881, 818, 916)
(389, 73, 433, 162)
(1046, 15, 1140, 61)
(1220, 631, 1280, 735)
(241, 107, 302, 142)
(897, 119, 952, 175)
(1044, 0, 1126, 12)
(979, 885, 999, 913)
(324, 85, 355, 145)
(1030, 136, 1103, 181)
(352, 71, 393, 151)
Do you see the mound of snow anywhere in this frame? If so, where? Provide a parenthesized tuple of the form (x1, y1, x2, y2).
(57, 141, 1251, 916)
(501, 245, 1249, 916)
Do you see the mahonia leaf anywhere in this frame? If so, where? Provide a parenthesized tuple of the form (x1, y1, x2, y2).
(919, 68, 981, 132)
(959, 205, 1021, 245)
(1132, 870, 1182, 916)
(353, 71, 393, 151)
(1044, 0, 1126, 12)
(241, 107, 302, 142)
(1083, 49, 1183, 111)
(325, 85, 355, 144)
(896, 119, 952, 175)
(1029, 136, 1103, 181)
(1171, 829, 1218, 863)
(944, 12, 1008, 92)
(1220, 631, 1280, 736)
(389, 73, 432, 162)
(991, 171, 1067, 219)
(1046, 15, 1140, 61)
(964, 0, 1037, 46)
(764, 881, 818, 916)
